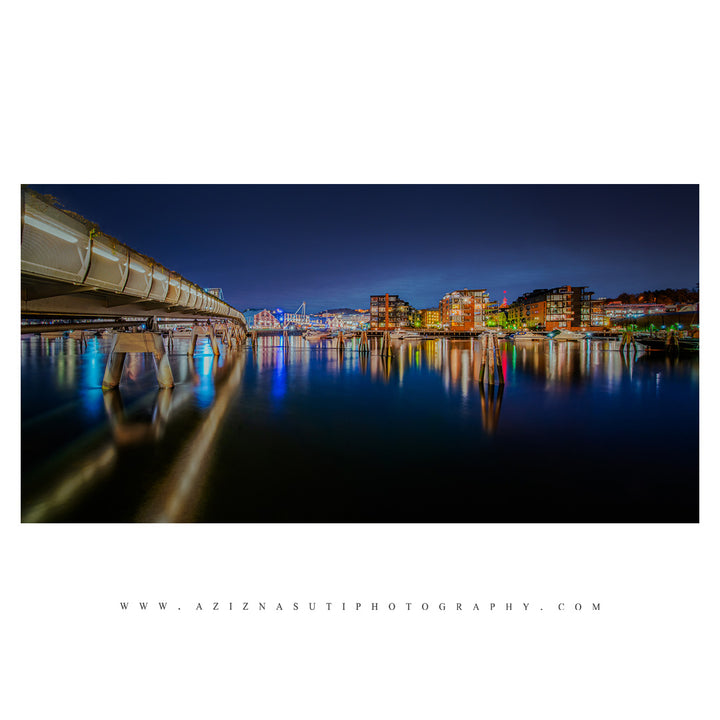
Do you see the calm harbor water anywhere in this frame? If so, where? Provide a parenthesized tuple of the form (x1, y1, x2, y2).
(21, 334, 699, 522)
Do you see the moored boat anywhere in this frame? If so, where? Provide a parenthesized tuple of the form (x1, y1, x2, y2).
(510, 330, 546, 341)
(548, 329, 589, 341)
(304, 330, 331, 341)
(636, 335, 698, 353)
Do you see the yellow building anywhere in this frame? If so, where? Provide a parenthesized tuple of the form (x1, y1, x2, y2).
(420, 308, 441, 328)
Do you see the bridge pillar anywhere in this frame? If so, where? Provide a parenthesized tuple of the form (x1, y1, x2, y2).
(188, 324, 220, 356)
(68, 330, 89, 351)
(102, 332, 174, 389)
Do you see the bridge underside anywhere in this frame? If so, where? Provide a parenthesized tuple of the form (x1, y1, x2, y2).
(21, 277, 237, 321)
(21, 189, 246, 328)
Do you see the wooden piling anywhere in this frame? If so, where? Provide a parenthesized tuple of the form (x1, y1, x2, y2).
(488, 335, 495, 385)
(478, 335, 487, 383)
(359, 330, 369, 353)
(380, 330, 392, 357)
(494, 334, 505, 385)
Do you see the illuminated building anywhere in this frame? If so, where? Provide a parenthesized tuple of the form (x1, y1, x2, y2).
(511, 286, 595, 330)
(591, 298, 610, 327)
(369, 294, 412, 329)
(253, 309, 281, 329)
(420, 308, 441, 328)
(485, 305, 509, 328)
(603, 302, 667, 320)
(440, 289, 491, 331)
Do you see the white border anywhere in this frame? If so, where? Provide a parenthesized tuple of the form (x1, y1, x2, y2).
(3, 2, 716, 718)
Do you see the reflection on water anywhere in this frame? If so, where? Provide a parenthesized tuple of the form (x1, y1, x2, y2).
(21, 334, 699, 522)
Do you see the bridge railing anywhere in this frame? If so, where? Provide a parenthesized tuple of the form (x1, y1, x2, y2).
(21, 189, 244, 324)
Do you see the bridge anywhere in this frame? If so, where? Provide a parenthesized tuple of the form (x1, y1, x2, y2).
(21, 189, 245, 324)
(21, 189, 248, 389)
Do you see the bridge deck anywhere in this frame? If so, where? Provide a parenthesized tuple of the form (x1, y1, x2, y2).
(21, 189, 245, 325)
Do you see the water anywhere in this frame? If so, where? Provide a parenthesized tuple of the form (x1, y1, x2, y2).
(21, 334, 699, 522)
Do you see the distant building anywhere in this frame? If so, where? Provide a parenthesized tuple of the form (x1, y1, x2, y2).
(253, 309, 281, 329)
(485, 305, 509, 328)
(420, 308, 441, 328)
(370, 294, 412, 329)
(511, 286, 596, 330)
(241, 308, 262, 328)
(204, 288, 225, 300)
(281, 312, 325, 328)
(591, 298, 610, 327)
(603, 302, 667, 321)
(440, 289, 492, 331)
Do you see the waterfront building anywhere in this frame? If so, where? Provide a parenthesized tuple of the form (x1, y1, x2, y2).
(280, 312, 324, 328)
(512, 286, 595, 331)
(591, 298, 611, 327)
(603, 302, 668, 321)
(253, 309, 282, 329)
(506, 300, 528, 329)
(339, 311, 370, 329)
(485, 305, 509, 328)
(370, 294, 412, 329)
(420, 308, 442, 328)
(440, 289, 491, 331)
(241, 308, 262, 328)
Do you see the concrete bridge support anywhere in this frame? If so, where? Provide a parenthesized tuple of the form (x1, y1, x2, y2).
(68, 330, 89, 351)
(102, 332, 174, 390)
(187, 324, 220, 356)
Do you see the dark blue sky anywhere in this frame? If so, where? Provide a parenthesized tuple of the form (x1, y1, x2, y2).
(28, 185, 698, 312)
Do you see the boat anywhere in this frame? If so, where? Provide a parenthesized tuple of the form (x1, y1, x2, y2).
(636, 335, 699, 353)
(510, 330, 546, 341)
(171, 325, 194, 337)
(548, 329, 589, 341)
(304, 330, 331, 341)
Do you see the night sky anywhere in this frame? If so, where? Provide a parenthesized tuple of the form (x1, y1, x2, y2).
(27, 185, 698, 313)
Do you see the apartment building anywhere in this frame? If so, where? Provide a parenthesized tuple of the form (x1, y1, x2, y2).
(512, 286, 595, 330)
(440, 288, 491, 331)
(369, 294, 412, 329)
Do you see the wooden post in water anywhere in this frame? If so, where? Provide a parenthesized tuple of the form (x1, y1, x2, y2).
(620, 328, 637, 354)
(359, 330, 369, 353)
(487, 334, 496, 385)
(494, 334, 505, 385)
(380, 330, 392, 357)
(478, 335, 487, 384)
(68, 330, 88, 351)
(337, 330, 345, 351)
